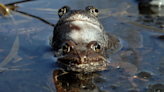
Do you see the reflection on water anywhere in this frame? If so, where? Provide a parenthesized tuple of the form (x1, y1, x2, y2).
(0, 0, 164, 92)
(53, 70, 101, 92)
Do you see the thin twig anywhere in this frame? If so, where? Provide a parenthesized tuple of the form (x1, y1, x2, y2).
(45, 81, 54, 92)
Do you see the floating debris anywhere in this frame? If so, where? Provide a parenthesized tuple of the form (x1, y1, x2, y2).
(148, 83, 164, 92)
(152, 34, 164, 39)
(0, 3, 10, 17)
(137, 71, 153, 79)
(0, 69, 3, 72)
(0, 35, 19, 67)
(158, 35, 164, 39)
(0, 0, 35, 17)
(137, 0, 164, 6)
(15, 10, 55, 27)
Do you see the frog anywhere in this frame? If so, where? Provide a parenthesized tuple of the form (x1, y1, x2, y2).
(49, 6, 147, 87)
(49, 5, 123, 72)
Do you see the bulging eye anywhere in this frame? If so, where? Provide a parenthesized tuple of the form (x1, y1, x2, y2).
(61, 41, 75, 55)
(92, 43, 101, 52)
(95, 9, 99, 13)
(88, 41, 101, 53)
(62, 43, 71, 55)
(58, 6, 71, 18)
(85, 6, 99, 17)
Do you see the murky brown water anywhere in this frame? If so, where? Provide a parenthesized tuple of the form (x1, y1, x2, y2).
(0, 0, 164, 92)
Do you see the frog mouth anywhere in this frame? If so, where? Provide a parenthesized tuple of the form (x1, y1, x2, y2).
(57, 56, 109, 72)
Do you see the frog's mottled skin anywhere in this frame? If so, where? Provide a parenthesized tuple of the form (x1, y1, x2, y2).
(50, 6, 121, 72)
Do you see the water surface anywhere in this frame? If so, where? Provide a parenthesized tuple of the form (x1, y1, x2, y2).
(0, 0, 164, 92)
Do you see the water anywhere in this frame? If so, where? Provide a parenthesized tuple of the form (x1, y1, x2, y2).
(0, 0, 164, 92)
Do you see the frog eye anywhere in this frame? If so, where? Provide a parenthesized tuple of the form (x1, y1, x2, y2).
(92, 43, 101, 52)
(88, 41, 101, 52)
(85, 6, 99, 17)
(95, 9, 99, 13)
(58, 6, 71, 18)
(62, 41, 76, 55)
(62, 43, 71, 55)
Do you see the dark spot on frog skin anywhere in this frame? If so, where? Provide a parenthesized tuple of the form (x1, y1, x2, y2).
(69, 24, 81, 31)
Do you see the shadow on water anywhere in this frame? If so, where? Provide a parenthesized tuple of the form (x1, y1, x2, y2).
(0, 0, 164, 92)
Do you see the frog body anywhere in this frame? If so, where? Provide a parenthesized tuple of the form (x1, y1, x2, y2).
(50, 6, 148, 87)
